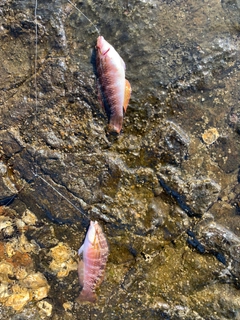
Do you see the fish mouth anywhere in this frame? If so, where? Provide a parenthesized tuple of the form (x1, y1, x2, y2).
(96, 46, 110, 56)
(96, 36, 110, 55)
(102, 48, 110, 55)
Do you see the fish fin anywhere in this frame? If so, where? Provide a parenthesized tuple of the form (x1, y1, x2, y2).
(121, 57, 126, 70)
(78, 244, 84, 256)
(108, 115, 123, 134)
(123, 79, 131, 113)
(76, 289, 97, 304)
(77, 259, 84, 287)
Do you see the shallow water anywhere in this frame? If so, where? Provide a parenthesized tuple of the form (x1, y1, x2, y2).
(0, 0, 240, 319)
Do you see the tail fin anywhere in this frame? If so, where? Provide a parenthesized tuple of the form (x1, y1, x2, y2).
(108, 114, 123, 134)
(76, 289, 97, 304)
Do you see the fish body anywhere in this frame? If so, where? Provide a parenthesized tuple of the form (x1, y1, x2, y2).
(96, 36, 131, 133)
(77, 221, 109, 303)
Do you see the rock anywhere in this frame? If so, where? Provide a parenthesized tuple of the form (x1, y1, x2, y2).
(49, 242, 77, 277)
(158, 165, 221, 216)
(202, 127, 219, 145)
(0, 162, 18, 206)
(21, 272, 49, 301)
(37, 300, 53, 317)
(142, 121, 190, 166)
(187, 178, 221, 214)
(222, 0, 240, 30)
(0, 130, 24, 157)
(210, 136, 240, 173)
(22, 209, 38, 226)
(196, 221, 240, 286)
(5, 285, 31, 311)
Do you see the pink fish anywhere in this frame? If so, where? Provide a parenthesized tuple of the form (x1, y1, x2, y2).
(96, 36, 131, 133)
(76, 220, 109, 303)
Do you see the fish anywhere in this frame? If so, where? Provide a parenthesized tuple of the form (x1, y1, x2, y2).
(96, 36, 131, 134)
(76, 220, 109, 303)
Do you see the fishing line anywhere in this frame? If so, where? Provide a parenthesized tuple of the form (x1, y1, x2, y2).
(31, 171, 87, 218)
(34, 0, 38, 177)
(31, 0, 88, 220)
(67, 0, 100, 36)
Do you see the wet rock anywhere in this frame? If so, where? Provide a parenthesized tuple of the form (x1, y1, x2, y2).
(22, 209, 38, 226)
(21, 272, 49, 301)
(0, 162, 18, 206)
(37, 300, 53, 317)
(5, 285, 31, 311)
(158, 165, 221, 216)
(0, 206, 50, 313)
(0, 245, 49, 311)
(196, 221, 240, 286)
(0, 130, 24, 158)
(142, 121, 190, 166)
(222, 0, 240, 30)
(0, 0, 239, 318)
(26, 225, 59, 249)
(187, 178, 221, 214)
(163, 121, 190, 163)
(39, 129, 63, 149)
(209, 200, 240, 236)
(147, 197, 169, 228)
(210, 135, 240, 173)
(202, 127, 219, 145)
(188, 283, 240, 319)
(49, 242, 77, 277)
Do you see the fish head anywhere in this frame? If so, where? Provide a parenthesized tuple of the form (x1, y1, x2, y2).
(86, 221, 98, 245)
(96, 36, 111, 56)
(78, 221, 98, 255)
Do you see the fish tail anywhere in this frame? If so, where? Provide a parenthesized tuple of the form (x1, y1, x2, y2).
(76, 289, 97, 304)
(108, 114, 123, 134)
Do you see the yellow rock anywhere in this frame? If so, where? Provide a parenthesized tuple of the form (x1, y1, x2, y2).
(18, 234, 34, 253)
(50, 242, 72, 263)
(49, 243, 77, 277)
(22, 209, 38, 226)
(34, 286, 50, 301)
(15, 266, 28, 280)
(0, 216, 12, 231)
(15, 218, 26, 231)
(63, 301, 73, 311)
(4, 241, 17, 258)
(37, 300, 53, 317)
(0, 282, 10, 300)
(0, 261, 14, 276)
(4, 225, 15, 237)
(21, 272, 50, 301)
(5, 285, 31, 311)
(202, 128, 219, 145)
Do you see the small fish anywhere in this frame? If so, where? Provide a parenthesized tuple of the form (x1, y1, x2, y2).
(76, 220, 109, 303)
(96, 36, 131, 133)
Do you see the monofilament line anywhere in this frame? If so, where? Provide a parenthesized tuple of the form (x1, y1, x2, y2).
(32, 0, 87, 220)
(34, 0, 38, 177)
(31, 171, 87, 218)
(67, 0, 100, 35)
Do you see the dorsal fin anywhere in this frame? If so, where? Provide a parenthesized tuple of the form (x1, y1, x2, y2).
(123, 79, 131, 113)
